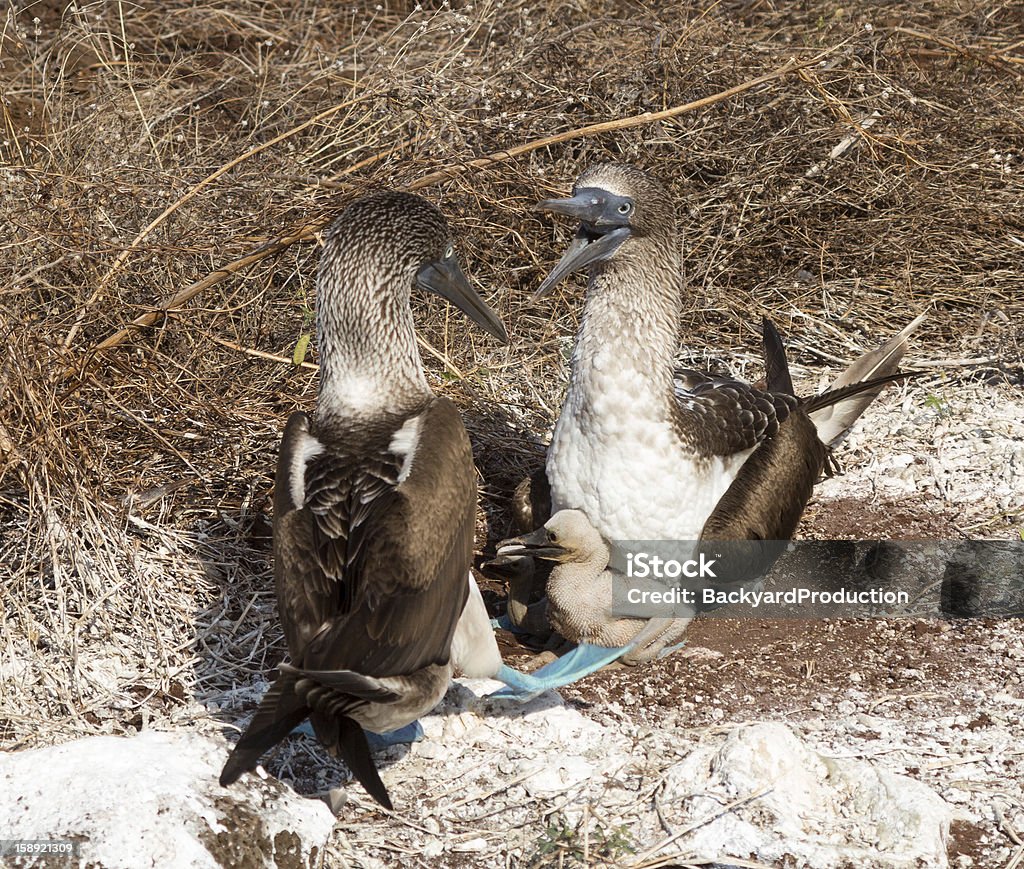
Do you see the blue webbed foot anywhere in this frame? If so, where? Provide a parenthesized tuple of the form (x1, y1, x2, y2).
(291, 720, 424, 751)
(490, 613, 514, 631)
(658, 641, 686, 659)
(365, 720, 424, 751)
(491, 611, 546, 637)
(489, 643, 633, 702)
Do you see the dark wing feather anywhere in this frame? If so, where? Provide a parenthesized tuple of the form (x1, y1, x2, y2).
(696, 411, 826, 599)
(276, 396, 475, 678)
(219, 673, 310, 787)
(512, 466, 551, 533)
(304, 453, 401, 605)
(673, 368, 799, 457)
(762, 317, 796, 396)
(224, 398, 475, 798)
(273, 411, 405, 655)
(695, 319, 918, 547)
(700, 411, 825, 542)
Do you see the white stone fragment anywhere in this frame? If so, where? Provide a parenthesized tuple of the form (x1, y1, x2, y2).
(660, 723, 955, 868)
(0, 730, 335, 869)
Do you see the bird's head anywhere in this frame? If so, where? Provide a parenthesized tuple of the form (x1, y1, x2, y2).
(493, 509, 608, 566)
(534, 164, 674, 297)
(324, 191, 508, 342)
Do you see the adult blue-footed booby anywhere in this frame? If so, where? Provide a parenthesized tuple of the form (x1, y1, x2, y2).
(497, 164, 923, 698)
(219, 191, 512, 810)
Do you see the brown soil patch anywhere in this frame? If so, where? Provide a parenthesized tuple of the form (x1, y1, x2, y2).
(799, 495, 965, 539)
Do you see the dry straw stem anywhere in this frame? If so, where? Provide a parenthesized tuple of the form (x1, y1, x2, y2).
(892, 26, 1024, 75)
(198, 322, 464, 378)
(69, 134, 420, 366)
(62, 91, 372, 348)
(76, 42, 846, 375)
(630, 786, 773, 868)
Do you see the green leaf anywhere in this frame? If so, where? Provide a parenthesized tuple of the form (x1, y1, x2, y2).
(292, 333, 311, 366)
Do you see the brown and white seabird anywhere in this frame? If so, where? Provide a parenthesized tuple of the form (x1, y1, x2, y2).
(219, 191, 510, 809)
(492, 164, 923, 697)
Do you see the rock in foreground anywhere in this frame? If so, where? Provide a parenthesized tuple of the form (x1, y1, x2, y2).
(0, 730, 335, 868)
(662, 722, 956, 868)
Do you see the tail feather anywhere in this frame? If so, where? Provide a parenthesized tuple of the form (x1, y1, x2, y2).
(761, 317, 795, 395)
(314, 713, 393, 810)
(808, 314, 925, 444)
(221, 668, 395, 810)
(220, 675, 310, 787)
(806, 370, 923, 414)
(278, 663, 400, 702)
(825, 313, 926, 392)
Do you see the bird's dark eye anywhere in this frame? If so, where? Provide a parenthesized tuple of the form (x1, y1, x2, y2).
(617, 202, 633, 215)
(548, 531, 558, 543)
(444, 243, 454, 259)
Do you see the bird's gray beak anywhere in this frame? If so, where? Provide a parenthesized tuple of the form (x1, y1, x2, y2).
(493, 526, 569, 562)
(534, 192, 632, 298)
(417, 257, 508, 344)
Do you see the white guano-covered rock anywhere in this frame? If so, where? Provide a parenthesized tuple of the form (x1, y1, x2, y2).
(0, 730, 335, 869)
(661, 722, 955, 868)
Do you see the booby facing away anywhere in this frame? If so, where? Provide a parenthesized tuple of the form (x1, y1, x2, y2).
(219, 191, 509, 810)
(497, 164, 923, 697)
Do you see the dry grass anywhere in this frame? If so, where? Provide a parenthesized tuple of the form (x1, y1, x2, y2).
(1, 0, 1022, 753)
